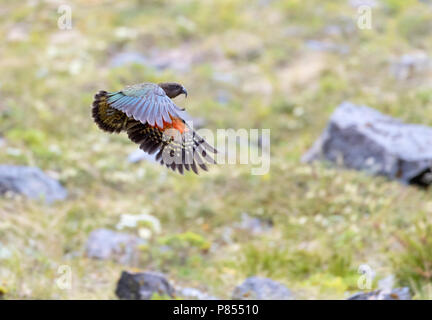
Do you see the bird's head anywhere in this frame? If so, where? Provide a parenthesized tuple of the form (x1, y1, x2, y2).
(158, 82, 188, 99)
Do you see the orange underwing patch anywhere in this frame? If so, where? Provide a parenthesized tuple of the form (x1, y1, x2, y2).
(155, 117, 187, 134)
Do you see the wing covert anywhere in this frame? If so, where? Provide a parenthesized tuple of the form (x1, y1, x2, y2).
(107, 83, 186, 127)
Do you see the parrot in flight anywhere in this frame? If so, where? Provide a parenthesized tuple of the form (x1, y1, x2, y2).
(92, 82, 216, 174)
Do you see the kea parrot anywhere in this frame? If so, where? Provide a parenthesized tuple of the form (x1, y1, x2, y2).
(92, 82, 216, 174)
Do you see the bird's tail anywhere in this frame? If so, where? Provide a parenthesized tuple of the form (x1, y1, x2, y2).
(92, 90, 129, 133)
(126, 121, 217, 175)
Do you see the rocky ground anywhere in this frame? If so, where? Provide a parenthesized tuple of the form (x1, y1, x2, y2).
(1, 0, 432, 300)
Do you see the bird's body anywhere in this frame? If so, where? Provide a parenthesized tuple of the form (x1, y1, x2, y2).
(92, 82, 216, 174)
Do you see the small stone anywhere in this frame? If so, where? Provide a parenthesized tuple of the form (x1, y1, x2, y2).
(176, 287, 219, 300)
(6, 23, 29, 42)
(109, 52, 147, 68)
(305, 40, 349, 54)
(302, 102, 432, 187)
(347, 287, 411, 300)
(184, 116, 207, 129)
(216, 90, 231, 105)
(0, 242, 12, 260)
(115, 271, 175, 300)
(232, 277, 294, 300)
(323, 21, 356, 37)
(348, 0, 378, 8)
(110, 47, 193, 73)
(85, 229, 145, 265)
(221, 31, 263, 60)
(0, 165, 67, 204)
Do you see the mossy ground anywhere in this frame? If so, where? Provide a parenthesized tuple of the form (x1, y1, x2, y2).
(1, 0, 432, 299)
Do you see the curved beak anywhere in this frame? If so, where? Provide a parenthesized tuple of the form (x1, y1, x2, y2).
(181, 87, 188, 98)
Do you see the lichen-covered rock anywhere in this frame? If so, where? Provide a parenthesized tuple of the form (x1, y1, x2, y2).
(232, 277, 294, 300)
(115, 271, 175, 300)
(302, 102, 432, 187)
(85, 229, 145, 265)
(347, 287, 411, 300)
(0, 165, 67, 204)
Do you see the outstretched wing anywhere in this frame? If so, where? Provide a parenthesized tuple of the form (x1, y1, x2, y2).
(106, 83, 186, 128)
(126, 119, 217, 175)
(92, 90, 129, 133)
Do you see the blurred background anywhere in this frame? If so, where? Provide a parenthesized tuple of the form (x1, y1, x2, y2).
(1, 0, 432, 300)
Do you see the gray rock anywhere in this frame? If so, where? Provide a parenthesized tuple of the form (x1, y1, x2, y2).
(232, 277, 294, 300)
(85, 228, 145, 265)
(126, 116, 206, 164)
(0, 242, 12, 260)
(176, 287, 219, 300)
(109, 52, 147, 68)
(127, 149, 158, 164)
(348, 0, 378, 8)
(305, 40, 349, 54)
(110, 48, 195, 73)
(115, 271, 175, 300)
(302, 102, 432, 187)
(216, 90, 232, 105)
(377, 274, 395, 292)
(323, 21, 356, 37)
(0, 165, 67, 204)
(143, 48, 192, 72)
(235, 213, 273, 235)
(348, 287, 411, 300)
(419, 0, 432, 6)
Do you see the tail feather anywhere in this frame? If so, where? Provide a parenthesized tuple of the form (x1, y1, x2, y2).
(92, 91, 129, 133)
